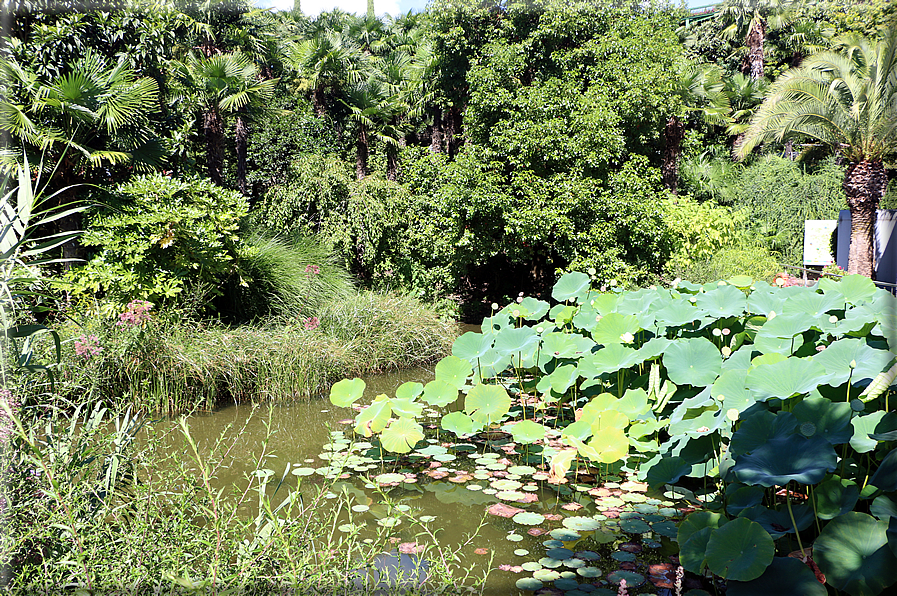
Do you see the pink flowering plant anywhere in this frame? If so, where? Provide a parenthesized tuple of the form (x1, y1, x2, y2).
(117, 300, 153, 328)
(74, 335, 103, 359)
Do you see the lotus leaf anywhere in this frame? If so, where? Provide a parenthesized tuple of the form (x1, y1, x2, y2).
(555, 578, 580, 590)
(740, 503, 814, 537)
(792, 397, 853, 445)
(654, 300, 700, 327)
(379, 417, 425, 454)
(465, 384, 511, 425)
(354, 396, 392, 437)
(508, 465, 537, 476)
(509, 420, 547, 444)
(537, 364, 579, 394)
(710, 369, 754, 414)
(553, 271, 591, 302)
(678, 511, 728, 546)
(733, 432, 837, 487)
(652, 520, 678, 538)
(516, 577, 544, 591)
(374, 473, 406, 484)
(679, 526, 712, 574)
(506, 533, 524, 542)
(747, 291, 785, 317)
(813, 338, 894, 386)
(645, 456, 691, 487)
(696, 285, 747, 318)
(513, 512, 545, 525)
(591, 410, 629, 432)
(745, 357, 826, 400)
(635, 337, 674, 361)
(440, 411, 480, 436)
(869, 449, 897, 492)
(725, 485, 764, 516)
(562, 517, 601, 532)
(390, 398, 423, 418)
(518, 296, 550, 320)
(330, 378, 366, 407)
(291, 467, 315, 476)
(729, 410, 794, 457)
(725, 556, 827, 596)
(573, 428, 628, 464)
(663, 337, 721, 387)
(542, 332, 580, 359)
(814, 512, 897, 596)
(494, 326, 540, 358)
(421, 379, 458, 408)
(578, 343, 642, 378)
(453, 333, 494, 363)
(617, 388, 650, 418)
(814, 476, 860, 520)
(850, 411, 886, 453)
(783, 291, 842, 318)
(395, 382, 423, 400)
(820, 274, 877, 305)
(546, 547, 574, 560)
(592, 313, 641, 345)
(611, 551, 635, 562)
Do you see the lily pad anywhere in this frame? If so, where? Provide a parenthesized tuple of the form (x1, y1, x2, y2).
(563, 517, 601, 532)
(422, 379, 459, 408)
(291, 467, 315, 476)
(620, 519, 651, 534)
(465, 384, 512, 425)
(521, 562, 543, 572)
(435, 355, 473, 389)
(704, 517, 774, 582)
(550, 528, 582, 541)
(577, 567, 602, 578)
(515, 577, 544, 591)
(611, 551, 636, 562)
(513, 512, 546, 526)
(379, 417, 425, 454)
(606, 571, 645, 587)
(374, 473, 406, 485)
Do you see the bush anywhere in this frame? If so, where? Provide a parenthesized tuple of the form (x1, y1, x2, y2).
(217, 232, 355, 323)
(67, 175, 248, 307)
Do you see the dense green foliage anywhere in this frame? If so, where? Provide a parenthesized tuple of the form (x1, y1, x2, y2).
(336, 271, 897, 595)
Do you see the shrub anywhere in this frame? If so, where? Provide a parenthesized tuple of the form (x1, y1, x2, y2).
(67, 175, 248, 307)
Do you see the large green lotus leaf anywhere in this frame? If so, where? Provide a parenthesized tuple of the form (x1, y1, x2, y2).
(354, 396, 392, 436)
(569, 334, 597, 356)
(722, 346, 754, 373)
(871, 494, 897, 520)
(591, 410, 630, 432)
(581, 393, 618, 420)
(679, 526, 712, 574)
(752, 334, 795, 356)
(696, 285, 747, 318)
(733, 433, 837, 486)
(814, 512, 897, 596)
(452, 332, 493, 361)
(850, 411, 887, 453)
(390, 397, 423, 418)
(792, 397, 853, 444)
(592, 313, 641, 345)
(553, 271, 591, 302)
(814, 476, 860, 520)
(757, 313, 815, 339)
(730, 411, 793, 457)
(589, 292, 619, 314)
(704, 517, 774, 581)
(616, 289, 662, 317)
(580, 343, 642, 377)
(379, 417, 424, 454)
(617, 388, 651, 418)
(635, 337, 673, 361)
(747, 290, 786, 317)
(668, 407, 723, 439)
(727, 275, 754, 288)
(726, 557, 827, 596)
(435, 355, 472, 389)
(725, 485, 765, 516)
(645, 455, 691, 487)
(395, 382, 423, 400)
(654, 300, 700, 327)
(548, 364, 579, 394)
(870, 449, 897, 492)
(584, 427, 629, 463)
(740, 503, 815, 536)
(749, 352, 787, 369)
(663, 337, 722, 387)
(474, 348, 509, 379)
(679, 511, 728, 545)
(710, 369, 754, 414)
(560, 418, 593, 441)
(422, 379, 459, 408)
(813, 338, 894, 386)
(783, 291, 843, 317)
(440, 411, 480, 436)
(572, 302, 601, 332)
(494, 327, 539, 357)
(541, 332, 579, 359)
(745, 357, 825, 400)
(519, 297, 550, 321)
(464, 384, 512, 425)
(819, 275, 878, 306)
(509, 419, 547, 444)
(330, 378, 366, 407)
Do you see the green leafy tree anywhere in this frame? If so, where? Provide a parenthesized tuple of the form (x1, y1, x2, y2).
(717, 0, 795, 79)
(737, 31, 897, 277)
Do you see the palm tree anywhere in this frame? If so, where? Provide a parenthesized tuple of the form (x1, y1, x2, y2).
(718, 0, 795, 80)
(736, 31, 897, 278)
(0, 51, 161, 258)
(169, 51, 276, 189)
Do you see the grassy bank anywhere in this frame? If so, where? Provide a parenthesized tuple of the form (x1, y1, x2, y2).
(53, 292, 456, 414)
(0, 405, 484, 594)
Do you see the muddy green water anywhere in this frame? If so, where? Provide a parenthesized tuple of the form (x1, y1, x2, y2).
(148, 366, 677, 595)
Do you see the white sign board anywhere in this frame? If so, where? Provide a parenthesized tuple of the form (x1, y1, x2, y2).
(804, 220, 838, 266)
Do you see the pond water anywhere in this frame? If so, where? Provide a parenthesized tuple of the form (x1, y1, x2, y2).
(148, 366, 683, 595)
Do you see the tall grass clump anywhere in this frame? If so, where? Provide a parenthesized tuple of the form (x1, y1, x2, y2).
(0, 405, 485, 593)
(220, 232, 355, 323)
(52, 292, 456, 414)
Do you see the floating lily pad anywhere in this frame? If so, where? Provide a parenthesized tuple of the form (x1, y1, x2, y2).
(577, 567, 602, 578)
(546, 548, 574, 560)
(550, 528, 582, 541)
(377, 517, 401, 528)
(497, 490, 529, 502)
(507, 534, 524, 542)
(537, 560, 563, 572)
(374, 473, 406, 485)
(418, 515, 436, 522)
(508, 465, 538, 476)
(652, 520, 678, 539)
(555, 578, 580, 591)
(515, 549, 530, 556)
(607, 571, 645, 587)
(291, 467, 315, 476)
(515, 577, 544, 591)
(563, 517, 601, 532)
(351, 504, 370, 513)
(492, 479, 524, 491)
(522, 562, 543, 572)
(513, 512, 546, 525)
(620, 519, 651, 534)
(576, 551, 601, 561)
(564, 558, 585, 569)
(611, 551, 636, 562)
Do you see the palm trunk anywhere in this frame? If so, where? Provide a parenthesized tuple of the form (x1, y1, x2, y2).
(662, 115, 684, 194)
(204, 108, 225, 186)
(844, 159, 887, 278)
(356, 124, 369, 180)
(386, 144, 398, 181)
(235, 113, 248, 196)
(430, 109, 444, 154)
(313, 87, 326, 118)
(742, 18, 766, 80)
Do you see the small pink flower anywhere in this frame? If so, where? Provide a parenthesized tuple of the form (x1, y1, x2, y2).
(74, 335, 103, 358)
(304, 264, 321, 276)
(117, 300, 153, 327)
(304, 316, 320, 331)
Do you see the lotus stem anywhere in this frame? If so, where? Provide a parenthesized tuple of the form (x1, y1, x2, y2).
(784, 483, 806, 559)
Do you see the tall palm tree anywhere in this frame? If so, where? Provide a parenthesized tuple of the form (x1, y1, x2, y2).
(718, 0, 795, 80)
(736, 31, 897, 278)
(169, 51, 276, 188)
